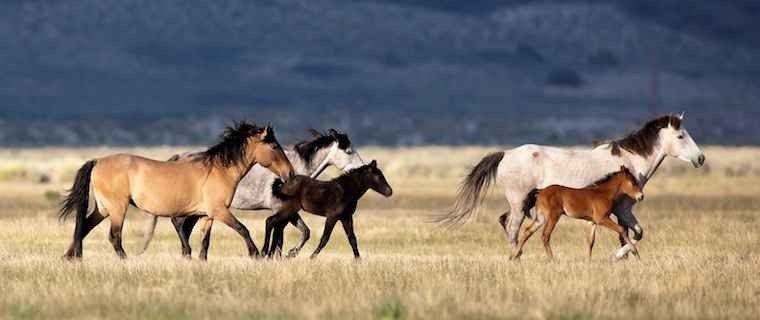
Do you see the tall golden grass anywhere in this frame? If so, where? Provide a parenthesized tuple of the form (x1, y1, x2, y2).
(0, 146, 758, 319)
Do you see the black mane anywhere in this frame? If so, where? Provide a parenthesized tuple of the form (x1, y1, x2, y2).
(607, 115, 682, 157)
(334, 163, 369, 184)
(201, 121, 268, 167)
(294, 129, 351, 163)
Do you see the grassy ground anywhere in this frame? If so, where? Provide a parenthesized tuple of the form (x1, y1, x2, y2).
(0, 146, 759, 319)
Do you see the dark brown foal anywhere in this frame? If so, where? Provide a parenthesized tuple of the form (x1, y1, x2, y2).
(263, 160, 392, 260)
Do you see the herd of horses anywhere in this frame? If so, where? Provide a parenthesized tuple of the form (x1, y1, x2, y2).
(59, 113, 706, 261)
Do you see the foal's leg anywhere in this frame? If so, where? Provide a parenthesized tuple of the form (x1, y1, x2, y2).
(540, 215, 559, 260)
(263, 215, 276, 257)
(263, 212, 290, 258)
(172, 215, 201, 258)
(198, 217, 213, 261)
(587, 223, 597, 260)
(272, 222, 287, 258)
(287, 213, 310, 258)
(340, 216, 361, 260)
(212, 208, 260, 259)
(310, 217, 338, 259)
(513, 213, 546, 260)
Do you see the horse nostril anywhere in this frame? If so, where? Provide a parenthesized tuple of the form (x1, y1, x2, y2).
(698, 154, 706, 165)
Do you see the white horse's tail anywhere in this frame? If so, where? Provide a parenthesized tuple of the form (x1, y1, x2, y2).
(433, 151, 504, 226)
(137, 215, 159, 255)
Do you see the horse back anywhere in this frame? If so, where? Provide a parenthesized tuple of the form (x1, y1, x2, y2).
(299, 179, 344, 216)
(540, 183, 619, 219)
(92, 154, 207, 215)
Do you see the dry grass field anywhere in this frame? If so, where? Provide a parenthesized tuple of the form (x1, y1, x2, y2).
(0, 146, 759, 319)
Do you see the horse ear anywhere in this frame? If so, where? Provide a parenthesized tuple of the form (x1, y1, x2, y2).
(370, 160, 377, 168)
(261, 124, 273, 140)
(678, 111, 685, 120)
(328, 128, 339, 136)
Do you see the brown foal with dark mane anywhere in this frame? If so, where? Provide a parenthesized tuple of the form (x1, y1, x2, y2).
(59, 122, 294, 261)
(513, 166, 644, 260)
(263, 160, 393, 260)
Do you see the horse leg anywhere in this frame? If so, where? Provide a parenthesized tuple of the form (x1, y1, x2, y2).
(597, 217, 639, 261)
(287, 213, 310, 258)
(198, 217, 213, 261)
(505, 194, 529, 259)
(587, 223, 597, 260)
(340, 216, 361, 261)
(213, 209, 260, 259)
(272, 221, 286, 259)
(263, 215, 276, 257)
(513, 212, 546, 259)
(64, 208, 107, 259)
(498, 211, 510, 240)
(612, 197, 643, 259)
(106, 204, 128, 259)
(173, 215, 200, 258)
(540, 214, 559, 260)
(310, 217, 338, 260)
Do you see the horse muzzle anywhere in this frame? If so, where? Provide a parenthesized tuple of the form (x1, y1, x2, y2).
(280, 171, 294, 182)
(692, 154, 706, 168)
(382, 186, 393, 198)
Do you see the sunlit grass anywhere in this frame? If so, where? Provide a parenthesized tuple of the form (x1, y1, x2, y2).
(0, 146, 758, 319)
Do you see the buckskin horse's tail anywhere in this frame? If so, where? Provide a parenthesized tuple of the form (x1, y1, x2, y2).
(433, 151, 504, 226)
(59, 160, 96, 258)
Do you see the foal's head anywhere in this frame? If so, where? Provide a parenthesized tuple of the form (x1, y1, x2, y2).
(357, 160, 393, 197)
(613, 166, 644, 202)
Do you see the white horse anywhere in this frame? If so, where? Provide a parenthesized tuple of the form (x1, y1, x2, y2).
(438, 114, 705, 259)
(139, 129, 366, 257)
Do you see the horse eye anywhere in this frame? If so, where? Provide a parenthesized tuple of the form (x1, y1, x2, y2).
(677, 135, 684, 139)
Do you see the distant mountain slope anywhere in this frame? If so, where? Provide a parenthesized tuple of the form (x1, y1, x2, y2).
(0, 0, 758, 145)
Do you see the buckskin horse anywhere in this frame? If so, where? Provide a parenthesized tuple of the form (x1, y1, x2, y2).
(59, 122, 294, 260)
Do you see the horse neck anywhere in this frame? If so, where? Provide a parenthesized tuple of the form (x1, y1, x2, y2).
(284, 148, 311, 175)
(595, 176, 624, 198)
(617, 143, 667, 187)
(306, 146, 334, 176)
(223, 143, 259, 181)
(335, 171, 369, 200)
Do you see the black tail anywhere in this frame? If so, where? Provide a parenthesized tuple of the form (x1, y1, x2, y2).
(433, 151, 505, 226)
(59, 160, 96, 223)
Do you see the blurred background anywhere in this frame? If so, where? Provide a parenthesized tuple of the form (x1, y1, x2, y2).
(1, 0, 759, 146)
